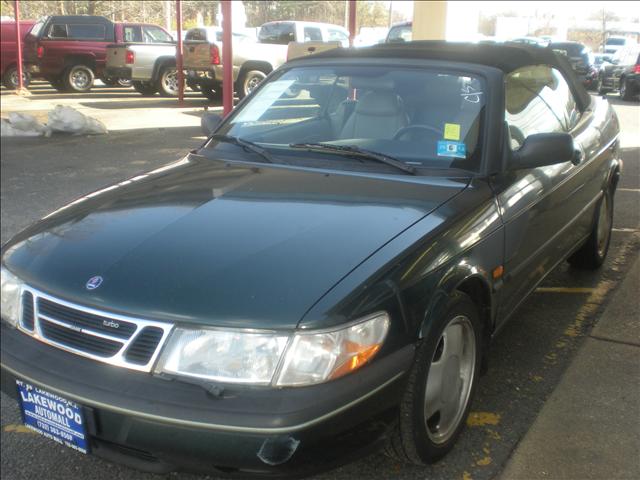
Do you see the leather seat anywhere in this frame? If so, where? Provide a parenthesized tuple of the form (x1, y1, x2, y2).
(339, 90, 408, 140)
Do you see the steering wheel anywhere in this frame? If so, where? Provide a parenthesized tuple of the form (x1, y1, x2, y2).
(393, 124, 443, 141)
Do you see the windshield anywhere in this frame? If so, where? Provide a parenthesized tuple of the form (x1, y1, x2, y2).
(209, 65, 486, 173)
(606, 38, 625, 46)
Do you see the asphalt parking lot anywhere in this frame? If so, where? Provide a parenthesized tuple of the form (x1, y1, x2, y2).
(1, 82, 639, 480)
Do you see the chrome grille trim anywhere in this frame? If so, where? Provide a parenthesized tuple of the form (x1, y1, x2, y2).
(17, 285, 174, 373)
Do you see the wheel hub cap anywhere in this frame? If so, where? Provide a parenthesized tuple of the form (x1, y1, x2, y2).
(424, 315, 476, 444)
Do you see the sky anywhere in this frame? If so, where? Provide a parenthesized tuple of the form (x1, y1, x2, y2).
(388, 0, 640, 22)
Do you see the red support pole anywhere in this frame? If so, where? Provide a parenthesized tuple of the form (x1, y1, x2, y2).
(176, 0, 184, 104)
(14, 0, 24, 91)
(348, 0, 356, 47)
(221, 0, 233, 116)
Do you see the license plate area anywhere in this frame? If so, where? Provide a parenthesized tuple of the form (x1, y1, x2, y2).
(16, 379, 89, 454)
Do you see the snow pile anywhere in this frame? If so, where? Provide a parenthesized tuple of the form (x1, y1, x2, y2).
(1, 113, 48, 137)
(47, 105, 107, 135)
(1, 106, 107, 137)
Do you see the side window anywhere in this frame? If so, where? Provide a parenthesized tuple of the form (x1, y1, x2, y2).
(539, 68, 580, 131)
(387, 26, 412, 43)
(123, 26, 142, 42)
(505, 65, 579, 150)
(49, 24, 67, 38)
(143, 26, 173, 43)
(67, 24, 106, 40)
(327, 29, 348, 42)
(303, 27, 322, 42)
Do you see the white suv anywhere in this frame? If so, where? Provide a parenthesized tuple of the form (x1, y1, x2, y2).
(258, 21, 349, 48)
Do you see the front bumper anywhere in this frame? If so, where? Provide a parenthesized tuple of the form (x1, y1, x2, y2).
(105, 66, 132, 80)
(1, 322, 412, 476)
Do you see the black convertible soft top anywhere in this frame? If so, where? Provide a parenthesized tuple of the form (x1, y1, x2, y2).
(305, 41, 592, 111)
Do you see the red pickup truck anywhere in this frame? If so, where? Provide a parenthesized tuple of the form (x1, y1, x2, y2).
(24, 15, 173, 92)
(1, 19, 36, 89)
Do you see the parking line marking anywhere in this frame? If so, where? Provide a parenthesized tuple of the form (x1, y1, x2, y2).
(613, 228, 639, 233)
(535, 287, 595, 294)
(617, 188, 640, 192)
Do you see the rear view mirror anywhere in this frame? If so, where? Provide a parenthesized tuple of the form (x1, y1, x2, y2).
(510, 132, 576, 170)
(201, 112, 222, 136)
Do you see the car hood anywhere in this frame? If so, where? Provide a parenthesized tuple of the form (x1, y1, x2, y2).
(3, 155, 469, 329)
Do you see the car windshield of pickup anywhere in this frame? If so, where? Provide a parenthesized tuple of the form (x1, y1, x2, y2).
(211, 65, 486, 173)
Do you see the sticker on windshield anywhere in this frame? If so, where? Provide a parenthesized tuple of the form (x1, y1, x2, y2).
(443, 123, 461, 141)
(437, 140, 466, 158)
(461, 84, 483, 103)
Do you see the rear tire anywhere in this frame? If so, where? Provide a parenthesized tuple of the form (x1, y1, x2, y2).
(132, 81, 158, 96)
(568, 188, 613, 269)
(385, 292, 482, 465)
(620, 77, 634, 101)
(237, 69, 267, 99)
(597, 74, 609, 95)
(63, 65, 94, 93)
(157, 66, 180, 97)
(3, 66, 31, 89)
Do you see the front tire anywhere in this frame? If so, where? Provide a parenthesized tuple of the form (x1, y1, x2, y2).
(63, 65, 94, 93)
(237, 69, 267, 99)
(201, 86, 222, 101)
(132, 81, 158, 96)
(568, 188, 613, 269)
(3, 66, 31, 89)
(385, 292, 482, 464)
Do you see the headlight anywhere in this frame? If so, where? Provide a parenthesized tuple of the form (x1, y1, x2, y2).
(156, 328, 289, 384)
(0, 266, 23, 327)
(275, 312, 389, 386)
(156, 312, 390, 387)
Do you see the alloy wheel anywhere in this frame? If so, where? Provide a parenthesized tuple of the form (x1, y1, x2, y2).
(424, 315, 476, 445)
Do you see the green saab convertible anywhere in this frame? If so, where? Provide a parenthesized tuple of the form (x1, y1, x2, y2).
(1, 42, 620, 476)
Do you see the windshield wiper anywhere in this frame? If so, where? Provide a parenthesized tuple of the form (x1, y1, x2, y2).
(210, 134, 275, 164)
(289, 142, 416, 175)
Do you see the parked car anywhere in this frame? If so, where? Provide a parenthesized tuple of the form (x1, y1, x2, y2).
(23, 15, 171, 92)
(548, 41, 598, 90)
(183, 26, 286, 100)
(597, 43, 640, 101)
(385, 21, 412, 43)
(604, 35, 630, 55)
(0, 42, 620, 476)
(258, 21, 349, 47)
(594, 52, 613, 67)
(104, 26, 178, 96)
(510, 36, 549, 48)
(0, 19, 36, 89)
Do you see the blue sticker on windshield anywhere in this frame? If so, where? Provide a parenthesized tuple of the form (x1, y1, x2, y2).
(437, 140, 466, 159)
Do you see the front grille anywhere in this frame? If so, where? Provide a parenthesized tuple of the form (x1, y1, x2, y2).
(125, 327, 164, 365)
(40, 318, 123, 357)
(21, 292, 35, 331)
(39, 298, 136, 339)
(17, 287, 173, 372)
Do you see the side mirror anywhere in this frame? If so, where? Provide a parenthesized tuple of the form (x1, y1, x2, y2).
(510, 132, 576, 170)
(201, 112, 222, 136)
